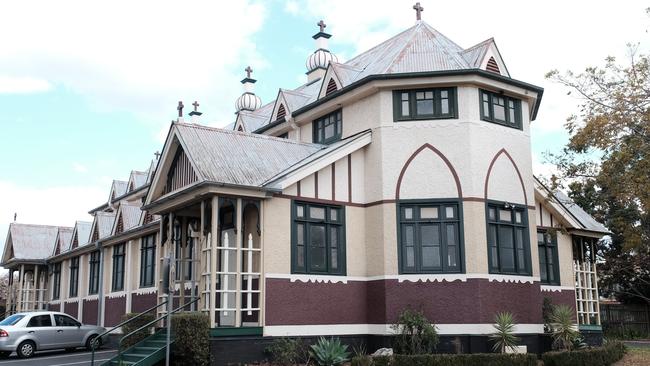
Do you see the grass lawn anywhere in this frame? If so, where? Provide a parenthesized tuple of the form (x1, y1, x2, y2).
(614, 347, 650, 366)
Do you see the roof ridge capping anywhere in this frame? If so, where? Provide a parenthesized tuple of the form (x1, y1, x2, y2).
(175, 122, 324, 148)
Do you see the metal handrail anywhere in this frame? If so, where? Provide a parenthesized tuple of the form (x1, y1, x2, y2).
(115, 297, 200, 364)
(90, 299, 169, 366)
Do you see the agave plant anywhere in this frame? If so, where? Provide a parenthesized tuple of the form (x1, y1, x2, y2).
(310, 337, 350, 366)
(549, 304, 580, 351)
(489, 312, 520, 353)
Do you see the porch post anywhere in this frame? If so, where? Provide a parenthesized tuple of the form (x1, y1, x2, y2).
(210, 196, 219, 327)
(235, 198, 243, 327)
(6, 269, 13, 313)
(33, 265, 39, 310)
(198, 200, 205, 312)
(17, 264, 24, 312)
(180, 216, 187, 307)
(97, 246, 105, 327)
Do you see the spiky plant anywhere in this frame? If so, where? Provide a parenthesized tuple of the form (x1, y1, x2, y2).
(549, 304, 579, 351)
(310, 337, 350, 366)
(489, 312, 520, 353)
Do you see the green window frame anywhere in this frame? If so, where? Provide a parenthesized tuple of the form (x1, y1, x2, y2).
(486, 201, 531, 275)
(88, 250, 100, 294)
(140, 234, 156, 288)
(52, 262, 61, 300)
(69, 257, 79, 297)
(398, 200, 464, 274)
(313, 109, 342, 144)
(479, 89, 522, 129)
(393, 87, 458, 121)
(112, 243, 126, 292)
(538, 230, 560, 285)
(291, 201, 346, 275)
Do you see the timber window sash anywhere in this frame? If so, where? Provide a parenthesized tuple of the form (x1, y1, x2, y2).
(291, 201, 346, 275)
(393, 87, 457, 121)
(486, 201, 531, 275)
(112, 243, 126, 292)
(140, 234, 156, 288)
(69, 257, 79, 297)
(398, 200, 463, 274)
(88, 250, 101, 294)
(313, 109, 342, 144)
(52, 263, 61, 300)
(480, 89, 522, 129)
(538, 230, 560, 285)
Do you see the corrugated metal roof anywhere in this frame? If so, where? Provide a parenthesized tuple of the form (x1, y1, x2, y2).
(552, 189, 609, 233)
(54, 227, 73, 255)
(174, 123, 325, 188)
(5, 223, 60, 261)
(95, 212, 116, 240)
(73, 221, 93, 248)
(119, 204, 142, 232)
(129, 170, 148, 191)
(110, 180, 128, 200)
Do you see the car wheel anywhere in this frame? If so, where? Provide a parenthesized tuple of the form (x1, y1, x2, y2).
(17, 340, 36, 358)
(86, 334, 101, 350)
(0, 351, 10, 358)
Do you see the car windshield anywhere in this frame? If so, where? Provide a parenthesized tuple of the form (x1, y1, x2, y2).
(0, 314, 25, 326)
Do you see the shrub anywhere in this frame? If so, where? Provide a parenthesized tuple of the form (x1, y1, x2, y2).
(542, 341, 626, 366)
(542, 297, 554, 333)
(310, 337, 350, 366)
(548, 305, 579, 351)
(171, 312, 210, 366)
(120, 312, 155, 349)
(351, 353, 537, 366)
(266, 337, 308, 365)
(391, 309, 439, 354)
(490, 312, 520, 353)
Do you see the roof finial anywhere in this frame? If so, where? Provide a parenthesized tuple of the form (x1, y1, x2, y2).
(192, 101, 200, 112)
(245, 66, 253, 79)
(154, 151, 161, 160)
(177, 101, 184, 117)
(317, 20, 326, 32)
(413, 2, 424, 21)
(13, 212, 17, 222)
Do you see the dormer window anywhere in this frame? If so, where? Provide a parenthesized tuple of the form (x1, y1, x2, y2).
(393, 88, 457, 121)
(313, 109, 342, 144)
(276, 104, 287, 121)
(480, 89, 522, 129)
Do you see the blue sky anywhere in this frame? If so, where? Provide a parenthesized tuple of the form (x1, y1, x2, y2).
(0, 1, 648, 248)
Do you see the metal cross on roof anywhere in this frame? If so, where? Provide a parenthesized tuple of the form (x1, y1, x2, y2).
(413, 2, 424, 21)
(317, 20, 326, 32)
(245, 66, 253, 78)
(154, 151, 161, 160)
(192, 101, 200, 112)
(177, 101, 184, 117)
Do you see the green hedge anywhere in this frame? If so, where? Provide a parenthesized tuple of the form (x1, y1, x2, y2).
(352, 353, 537, 366)
(171, 312, 210, 366)
(542, 342, 626, 366)
(120, 312, 155, 349)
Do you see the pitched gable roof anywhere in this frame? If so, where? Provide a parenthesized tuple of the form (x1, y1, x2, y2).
(90, 211, 116, 242)
(113, 203, 143, 235)
(1, 223, 60, 264)
(128, 170, 148, 192)
(53, 226, 73, 256)
(109, 180, 128, 201)
(70, 221, 92, 250)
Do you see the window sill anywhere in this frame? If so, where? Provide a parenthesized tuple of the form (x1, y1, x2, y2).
(394, 115, 457, 122)
(480, 117, 522, 130)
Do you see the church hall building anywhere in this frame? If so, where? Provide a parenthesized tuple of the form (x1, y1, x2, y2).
(1, 8, 608, 364)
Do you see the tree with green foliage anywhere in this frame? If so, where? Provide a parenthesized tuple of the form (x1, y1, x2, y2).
(545, 11, 650, 305)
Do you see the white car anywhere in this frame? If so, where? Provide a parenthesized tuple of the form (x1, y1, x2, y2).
(0, 311, 105, 358)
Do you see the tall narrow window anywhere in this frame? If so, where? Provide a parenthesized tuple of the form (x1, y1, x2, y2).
(479, 89, 522, 129)
(487, 202, 531, 275)
(52, 263, 61, 300)
(88, 251, 100, 294)
(313, 110, 342, 144)
(538, 231, 560, 285)
(393, 88, 457, 121)
(398, 201, 463, 273)
(140, 234, 156, 287)
(292, 201, 345, 275)
(69, 257, 79, 297)
(112, 243, 126, 291)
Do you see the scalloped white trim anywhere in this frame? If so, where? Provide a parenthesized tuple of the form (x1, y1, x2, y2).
(50, 300, 61, 305)
(106, 291, 127, 299)
(83, 295, 99, 301)
(64, 298, 79, 304)
(133, 286, 157, 295)
(266, 273, 540, 284)
(173, 282, 195, 290)
(541, 285, 574, 292)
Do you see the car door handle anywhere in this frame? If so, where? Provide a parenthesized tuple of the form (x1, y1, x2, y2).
(57, 330, 64, 333)
(28, 331, 34, 334)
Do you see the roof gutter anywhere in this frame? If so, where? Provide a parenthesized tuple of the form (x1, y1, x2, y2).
(253, 69, 544, 135)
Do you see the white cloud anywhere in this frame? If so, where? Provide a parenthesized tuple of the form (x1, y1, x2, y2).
(0, 181, 106, 269)
(0, 0, 268, 130)
(72, 162, 88, 173)
(284, 0, 299, 15)
(0, 75, 52, 94)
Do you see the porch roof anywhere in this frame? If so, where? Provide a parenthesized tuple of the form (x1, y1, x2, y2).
(1, 223, 61, 265)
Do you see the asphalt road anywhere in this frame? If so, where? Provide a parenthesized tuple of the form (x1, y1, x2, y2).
(0, 348, 117, 366)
